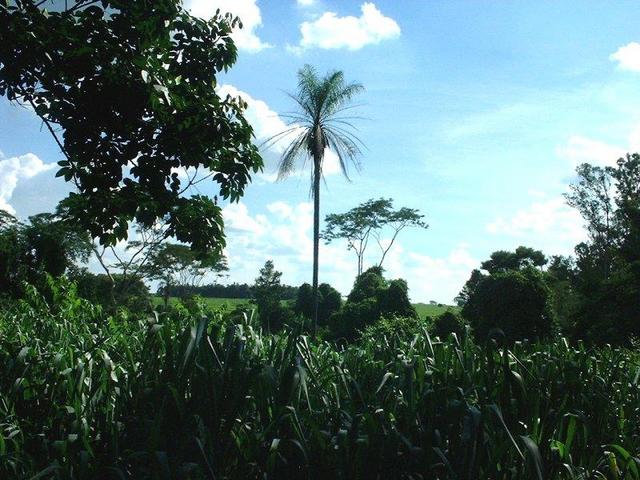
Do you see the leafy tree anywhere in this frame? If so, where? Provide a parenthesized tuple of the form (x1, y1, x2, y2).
(431, 310, 467, 340)
(295, 282, 342, 327)
(74, 271, 151, 313)
(457, 246, 547, 308)
(252, 260, 289, 333)
(0, 1, 262, 254)
(455, 269, 485, 307)
(323, 198, 428, 275)
(0, 210, 91, 296)
(269, 65, 364, 335)
(147, 243, 228, 307)
(563, 154, 640, 343)
(480, 246, 547, 274)
(463, 267, 556, 343)
(330, 267, 417, 341)
(564, 163, 616, 279)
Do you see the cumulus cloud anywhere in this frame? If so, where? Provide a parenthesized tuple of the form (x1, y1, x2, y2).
(486, 197, 586, 255)
(557, 135, 626, 168)
(557, 124, 640, 169)
(220, 200, 475, 303)
(217, 84, 342, 180)
(186, 0, 270, 52)
(0, 153, 54, 215)
(610, 42, 640, 72)
(290, 2, 400, 52)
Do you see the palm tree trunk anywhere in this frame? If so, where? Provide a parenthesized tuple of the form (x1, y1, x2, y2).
(312, 155, 321, 336)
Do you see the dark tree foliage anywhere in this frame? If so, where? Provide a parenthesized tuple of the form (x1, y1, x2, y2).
(455, 269, 485, 307)
(480, 246, 547, 274)
(563, 155, 640, 343)
(456, 246, 546, 308)
(0, 1, 262, 253)
(0, 210, 91, 296)
(160, 282, 298, 301)
(431, 310, 467, 340)
(463, 267, 556, 343)
(294, 282, 342, 327)
(330, 267, 417, 341)
(544, 255, 580, 329)
(74, 271, 151, 313)
(251, 260, 295, 333)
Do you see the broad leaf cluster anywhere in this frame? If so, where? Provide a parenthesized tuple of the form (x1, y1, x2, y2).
(0, 0, 262, 253)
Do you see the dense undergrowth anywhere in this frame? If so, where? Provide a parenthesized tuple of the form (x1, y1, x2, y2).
(1, 283, 639, 479)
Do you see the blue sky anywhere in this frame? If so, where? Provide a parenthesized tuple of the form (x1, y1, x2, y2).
(3, 0, 640, 302)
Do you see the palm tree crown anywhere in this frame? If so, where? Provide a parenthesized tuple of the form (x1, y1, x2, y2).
(270, 65, 364, 184)
(268, 65, 364, 334)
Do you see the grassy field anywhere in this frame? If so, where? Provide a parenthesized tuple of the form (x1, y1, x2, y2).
(154, 296, 458, 318)
(413, 302, 458, 317)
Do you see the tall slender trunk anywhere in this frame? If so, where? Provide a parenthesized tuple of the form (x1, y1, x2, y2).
(312, 154, 321, 336)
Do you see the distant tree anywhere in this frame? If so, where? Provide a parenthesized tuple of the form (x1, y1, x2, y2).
(431, 310, 467, 340)
(269, 65, 364, 335)
(455, 269, 485, 307)
(0, 1, 262, 254)
(463, 268, 555, 343)
(147, 243, 228, 307)
(323, 198, 428, 275)
(330, 267, 417, 341)
(564, 163, 616, 279)
(480, 246, 547, 274)
(295, 282, 342, 327)
(252, 260, 286, 333)
(563, 155, 640, 344)
(74, 271, 152, 313)
(0, 210, 91, 296)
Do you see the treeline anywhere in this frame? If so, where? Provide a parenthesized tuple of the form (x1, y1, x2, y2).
(159, 282, 298, 301)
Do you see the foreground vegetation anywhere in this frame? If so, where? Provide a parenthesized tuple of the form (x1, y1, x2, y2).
(2, 283, 639, 479)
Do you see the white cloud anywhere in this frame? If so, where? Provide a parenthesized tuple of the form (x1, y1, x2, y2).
(610, 42, 640, 72)
(486, 197, 586, 255)
(0, 153, 54, 215)
(292, 2, 400, 52)
(557, 123, 640, 169)
(186, 0, 270, 52)
(217, 84, 342, 181)
(556, 135, 626, 168)
(297, 0, 315, 6)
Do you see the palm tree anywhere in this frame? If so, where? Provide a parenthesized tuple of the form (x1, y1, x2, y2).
(268, 65, 364, 335)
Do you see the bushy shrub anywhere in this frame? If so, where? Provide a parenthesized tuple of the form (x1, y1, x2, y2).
(347, 266, 386, 303)
(329, 297, 378, 341)
(431, 310, 467, 340)
(74, 271, 152, 313)
(378, 279, 416, 318)
(329, 268, 417, 341)
(360, 315, 427, 343)
(573, 260, 640, 344)
(463, 267, 556, 343)
(294, 282, 342, 326)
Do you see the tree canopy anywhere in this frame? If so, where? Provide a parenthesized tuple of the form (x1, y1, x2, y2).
(0, 0, 262, 254)
(323, 198, 428, 275)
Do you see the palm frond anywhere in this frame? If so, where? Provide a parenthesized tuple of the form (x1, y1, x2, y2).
(269, 65, 364, 186)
